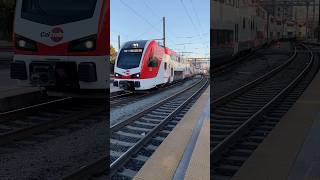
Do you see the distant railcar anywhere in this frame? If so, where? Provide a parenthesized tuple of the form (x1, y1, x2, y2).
(211, 0, 284, 67)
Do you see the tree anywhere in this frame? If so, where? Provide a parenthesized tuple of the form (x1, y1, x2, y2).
(0, 0, 15, 40)
(110, 45, 117, 65)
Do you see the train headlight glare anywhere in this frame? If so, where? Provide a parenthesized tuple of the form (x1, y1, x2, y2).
(18, 40, 26, 48)
(131, 73, 141, 78)
(85, 40, 94, 49)
(15, 34, 38, 51)
(68, 35, 96, 52)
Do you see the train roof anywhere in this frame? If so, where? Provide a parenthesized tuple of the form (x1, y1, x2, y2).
(165, 47, 177, 55)
(122, 40, 149, 49)
(122, 40, 178, 55)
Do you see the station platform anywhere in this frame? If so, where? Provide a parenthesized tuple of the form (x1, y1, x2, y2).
(233, 62, 320, 179)
(110, 83, 121, 93)
(133, 87, 210, 180)
(0, 67, 42, 112)
(0, 41, 13, 62)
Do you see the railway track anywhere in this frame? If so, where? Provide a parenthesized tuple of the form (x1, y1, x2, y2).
(0, 97, 106, 146)
(213, 42, 276, 75)
(109, 77, 196, 108)
(213, 41, 291, 77)
(213, 41, 294, 103)
(63, 75, 209, 180)
(211, 43, 318, 179)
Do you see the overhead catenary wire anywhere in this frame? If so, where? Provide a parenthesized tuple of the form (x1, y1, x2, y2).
(180, 0, 201, 38)
(119, 0, 161, 33)
(189, 0, 204, 33)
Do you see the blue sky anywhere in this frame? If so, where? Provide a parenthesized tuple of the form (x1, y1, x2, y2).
(111, 0, 210, 58)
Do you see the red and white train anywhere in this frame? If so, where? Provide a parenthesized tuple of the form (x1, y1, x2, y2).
(113, 40, 193, 90)
(10, 0, 109, 93)
(211, 0, 291, 67)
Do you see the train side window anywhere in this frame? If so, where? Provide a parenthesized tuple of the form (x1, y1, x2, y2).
(148, 58, 158, 67)
(164, 62, 167, 70)
(234, 24, 238, 42)
(243, 18, 245, 29)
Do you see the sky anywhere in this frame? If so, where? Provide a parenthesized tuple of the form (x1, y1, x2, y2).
(111, 0, 210, 58)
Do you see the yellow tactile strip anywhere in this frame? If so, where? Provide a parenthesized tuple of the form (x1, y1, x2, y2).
(133, 87, 209, 180)
(185, 117, 210, 180)
(233, 68, 320, 180)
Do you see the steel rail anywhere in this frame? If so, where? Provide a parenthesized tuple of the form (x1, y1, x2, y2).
(211, 44, 313, 162)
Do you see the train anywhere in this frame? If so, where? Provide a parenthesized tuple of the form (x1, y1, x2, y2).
(10, 0, 109, 94)
(211, 0, 293, 67)
(113, 40, 194, 90)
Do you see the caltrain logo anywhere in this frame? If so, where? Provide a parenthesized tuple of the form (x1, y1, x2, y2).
(50, 27, 64, 42)
(124, 69, 130, 75)
(40, 27, 64, 42)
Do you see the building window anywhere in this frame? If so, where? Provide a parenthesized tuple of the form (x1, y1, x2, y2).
(243, 18, 246, 29)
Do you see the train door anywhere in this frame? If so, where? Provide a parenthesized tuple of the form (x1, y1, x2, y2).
(163, 53, 170, 83)
(234, 23, 239, 54)
(146, 46, 159, 77)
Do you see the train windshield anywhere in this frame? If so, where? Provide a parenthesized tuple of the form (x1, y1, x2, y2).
(21, 0, 97, 26)
(117, 49, 143, 69)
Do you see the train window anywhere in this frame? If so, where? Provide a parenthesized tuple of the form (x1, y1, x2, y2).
(253, 20, 255, 30)
(243, 18, 245, 29)
(164, 62, 167, 70)
(212, 30, 218, 46)
(21, 0, 97, 26)
(117, 49, 143, 69)
(213, 29, 234, 46)
(148, 58, 158, 67)
(234, 24, 237, 42)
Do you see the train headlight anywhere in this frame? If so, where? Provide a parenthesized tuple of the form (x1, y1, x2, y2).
(131, 73, 141, 78)
(15, 34, 38, 51)
(18, 40, 26, 48)
(115, 73, 122, 78)
(68, 35, 96, 52)
(85, 40, 94, 49)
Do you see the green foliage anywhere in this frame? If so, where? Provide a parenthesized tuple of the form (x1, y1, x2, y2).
(0, 0, 15, 9)
(110, 45, 117, 65)
(0, 0, 15, 40)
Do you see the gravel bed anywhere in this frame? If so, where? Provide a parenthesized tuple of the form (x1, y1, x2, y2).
(213, 42, 292, 99)
(110, 76, 201, 126)
(0, 76, 201, 179)
(0, 114, 108, 180)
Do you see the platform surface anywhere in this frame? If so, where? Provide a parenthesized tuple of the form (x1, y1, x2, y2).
(0, 68, 39, 98)
(233, 60, 320, 180)
(110, 83, 121, 93)
(0, 41, 13, 61)
(133, 87, 209, 180)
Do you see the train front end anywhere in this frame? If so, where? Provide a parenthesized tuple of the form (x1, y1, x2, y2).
(113, 40, 165, 90)
(11, 0, 109, 92)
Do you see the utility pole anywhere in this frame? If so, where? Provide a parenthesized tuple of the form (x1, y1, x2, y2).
(318, 0, 320, 41)
(313, 0, 315, 38)
(118, 35, 121, 50)
(282, 5, 285, 38)
(306, 1, 309, 39)
(163, 17, 166, 48)
(267, 12, 270, 41)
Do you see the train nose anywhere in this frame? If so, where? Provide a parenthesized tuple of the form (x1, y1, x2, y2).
(30, 64, 55, 85)
(119, 81, 131, 89)
(119, 81, 137, 90)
